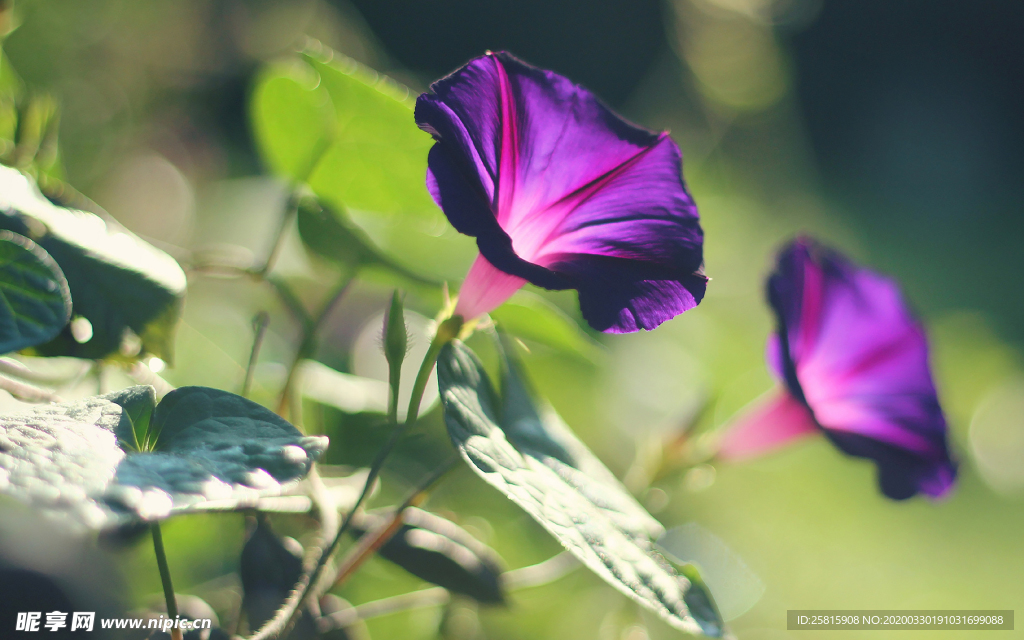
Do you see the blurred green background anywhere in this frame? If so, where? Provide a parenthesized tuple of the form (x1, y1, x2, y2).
(1, 0, 1022, 639)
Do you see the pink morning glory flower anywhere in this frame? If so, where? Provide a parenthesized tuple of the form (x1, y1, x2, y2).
(718, 238, 957, 500)
(415, 52, 706, 333)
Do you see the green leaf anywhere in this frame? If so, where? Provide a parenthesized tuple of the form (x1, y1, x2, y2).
(658, 523, 765, 622)
(102, 384, 157, 451)
(352, 507, 507, 604)
(140, 386, 328, 482)
(0, 385, 328, 530)
(0, 52, 25, 103)
(0, 230, 71, 354)
(0, 165, 186, 361)
(250, 60, 334, 184)
(296, 195, 376, 268)
(10, 94, 58, 171)
(253, 47, 476, 281)
(296, 196, 438, 286)
(241, 516, 308, 633)
(251, 46, 437, 221)
(437, 341, 724, 637)
(302, 48, 438, 221)
(489, 291, 602, 362)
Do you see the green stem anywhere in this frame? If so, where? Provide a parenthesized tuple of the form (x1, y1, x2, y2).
(257, 193, 298, 278)
(329, 454, 457, 590)
(404, 316, 463, 426)
(244, 316, 462, 640)
(259, 137, 332, 278)
(265, 275, 313, 329)
(242, 311, 270, 398)
(276, 273, 355, 418)
(151, 523, 179, 621)
(386, 365, 400, 426)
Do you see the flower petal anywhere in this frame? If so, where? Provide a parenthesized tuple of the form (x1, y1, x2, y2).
(416, 52, 705, 331)
(768, 238, 956, 499)
(557, 255, 707, 333)
(528, 134, 702, 271)
(425, 143, 494, 236)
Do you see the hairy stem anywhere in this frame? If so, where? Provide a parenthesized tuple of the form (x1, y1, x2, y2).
(386, 359, 401, 427)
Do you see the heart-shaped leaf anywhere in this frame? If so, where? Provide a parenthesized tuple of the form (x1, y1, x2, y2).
(0, 166, 186, 361)
(437, 341, 724, 637)
(0, 230, 71, 354)
(352, 507, 506, 604)
(252, 45, 477, 283)
(0, 385, 327, 530)
(250, 60, 334, 184)
(301, 48, 438, 221)
(251, 45, 436, 221)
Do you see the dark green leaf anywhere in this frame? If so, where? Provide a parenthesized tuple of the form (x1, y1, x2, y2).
(0, 230, 71, 354)
(137, 385, 329, 486)
(352, 507, 506, 604)
(0, 385, 327, 530)
(0, 166, 186, 361)
(296, 195, 375, 268)
(489, 291, 602, 362)
(296, 196, 438, 286)
(240, 516, 318, 636)
(437, 341, 724, 637)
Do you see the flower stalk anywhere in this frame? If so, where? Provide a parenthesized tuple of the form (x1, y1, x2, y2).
(151, 523, 183, 640)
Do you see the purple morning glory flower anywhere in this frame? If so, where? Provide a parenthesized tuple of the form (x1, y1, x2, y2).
(718, 238, 957, 500)
(415, 52, 706, 333)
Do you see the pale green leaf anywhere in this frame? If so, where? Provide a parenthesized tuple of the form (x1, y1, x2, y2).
(658, 523, 765, 622)
(489, 291, 602, 362)
(302, 48, 438, 220)
(250, 60, 334, 184)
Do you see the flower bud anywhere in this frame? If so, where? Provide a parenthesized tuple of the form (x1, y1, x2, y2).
(383, 290, 407, 371)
